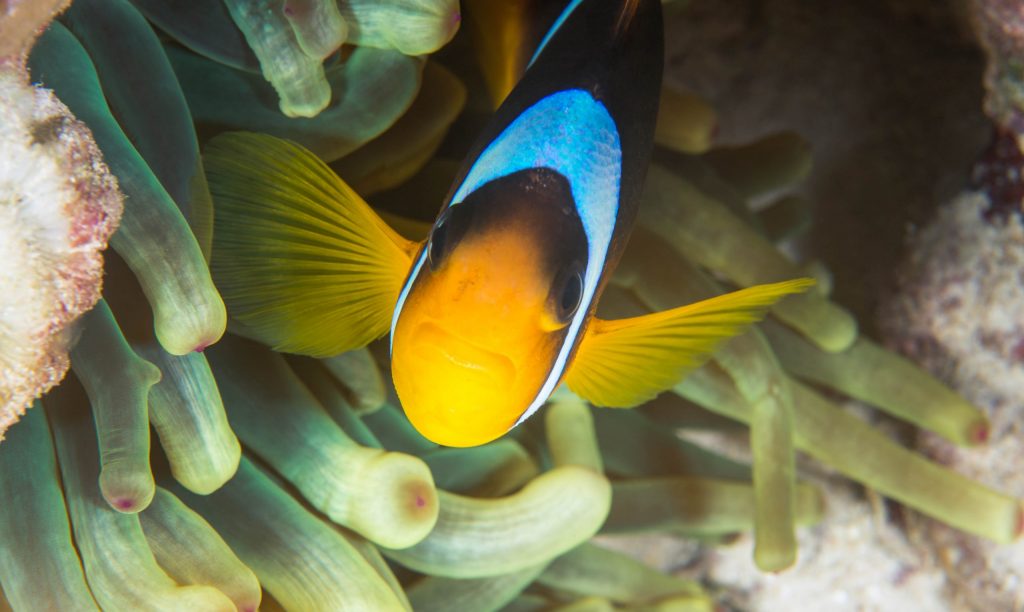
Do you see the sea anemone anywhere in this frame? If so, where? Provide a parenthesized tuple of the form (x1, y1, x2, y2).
(0, 1, 1021, 610)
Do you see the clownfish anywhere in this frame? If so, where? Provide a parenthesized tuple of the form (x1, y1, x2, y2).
(205, 0, 813, 447)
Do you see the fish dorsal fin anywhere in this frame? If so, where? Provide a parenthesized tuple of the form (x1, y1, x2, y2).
(205, 132, 418, 357)
(565, 279, 815, 407)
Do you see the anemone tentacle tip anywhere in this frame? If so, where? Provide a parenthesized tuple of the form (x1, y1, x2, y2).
(972, 421, 992, 445)
(114, 498, 136, 512)
(101, 482, 153, 514)
(401, 477, 438, 519)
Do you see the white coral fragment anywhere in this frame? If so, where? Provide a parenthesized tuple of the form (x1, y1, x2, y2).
(0, 68, 122, 439)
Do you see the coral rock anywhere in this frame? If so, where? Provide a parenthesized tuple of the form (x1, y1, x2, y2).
(0, 69, 122, 439)
(882, 191, 1024, 610)
(0, 0, 70, 67)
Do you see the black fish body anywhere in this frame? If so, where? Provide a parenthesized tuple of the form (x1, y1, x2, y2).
(390, 0, 667, 445)
(205, 0, 812, 448)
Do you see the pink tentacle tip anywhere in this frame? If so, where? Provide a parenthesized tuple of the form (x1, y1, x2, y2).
(971, 422, 991, 445)
(114, 498, 136, 511)
(243, 606, 258, 612)
(451, 11, 462, 25)
(415, 493, 427, 509)
(193, 342, 210, 353)
(283, 4, 295, 16)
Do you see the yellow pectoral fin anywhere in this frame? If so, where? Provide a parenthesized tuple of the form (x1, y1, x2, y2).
(565, 278, 815, 408)
(206, 132, 419, 357)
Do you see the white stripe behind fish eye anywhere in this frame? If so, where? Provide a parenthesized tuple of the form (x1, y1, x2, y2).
(390, 89, 622, 430)
(511, 92, 621, 427)
(390, 246, 427, 353)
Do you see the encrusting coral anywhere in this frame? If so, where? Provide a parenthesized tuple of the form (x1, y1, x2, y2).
(883, 189, 1024, 609)
(970, 0, 1024, 141)
(0, 0, 122, 440)
(0, 0, 1021, 610)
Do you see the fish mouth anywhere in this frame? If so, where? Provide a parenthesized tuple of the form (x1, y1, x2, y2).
(411, 321, 517, 388)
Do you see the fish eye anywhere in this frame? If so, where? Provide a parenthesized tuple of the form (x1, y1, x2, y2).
(427, 209, 451, 270)
(554, 266, 584, 323)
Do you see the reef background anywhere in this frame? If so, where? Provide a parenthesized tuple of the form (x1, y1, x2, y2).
(621, 0, 1023, 609)
(665, 0, 988, 333)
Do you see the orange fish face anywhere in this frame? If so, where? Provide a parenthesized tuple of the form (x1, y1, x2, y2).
(391, 169, 589, 447)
